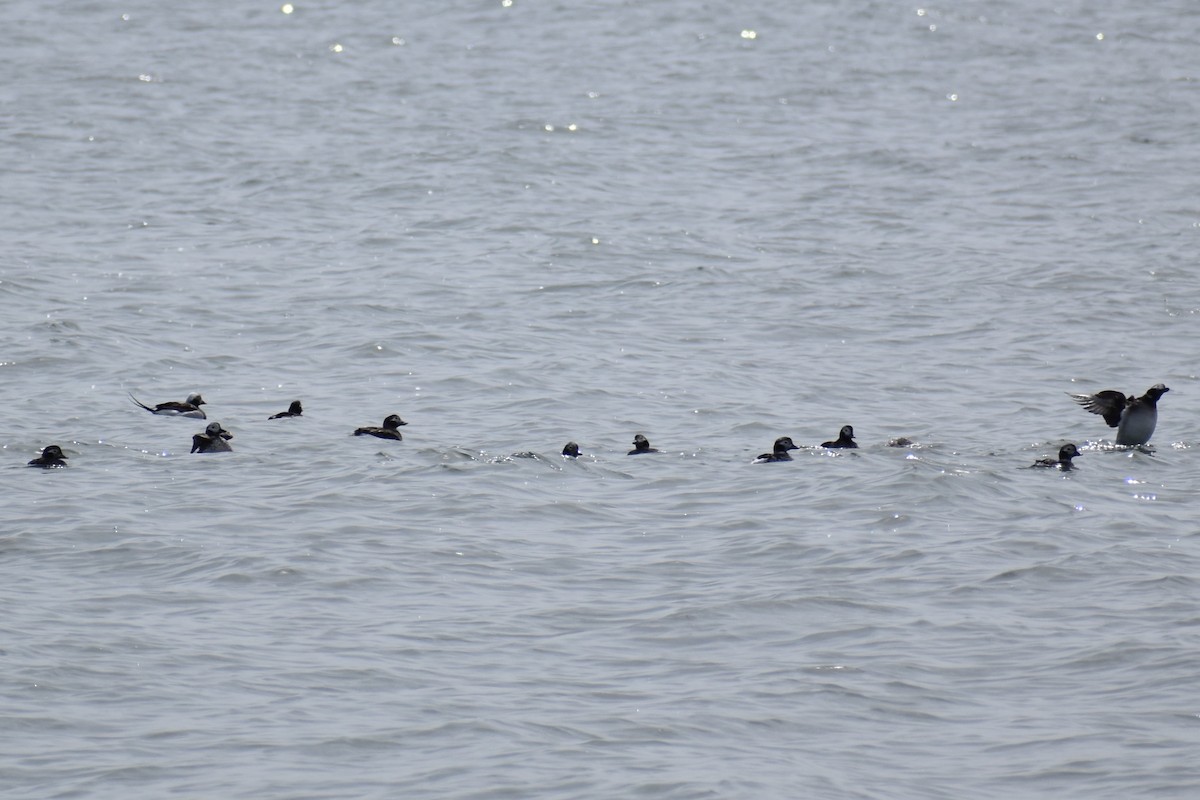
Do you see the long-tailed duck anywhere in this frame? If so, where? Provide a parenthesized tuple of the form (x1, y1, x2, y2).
(130, 392, 207, 419)
(268, 400, 303, 420)
(28, 445, 68, 468)
(820, 425, 857, 449)
(755, 436, 799, 463)
(628, 434, 660, 455)
(354, 414, 407, 440)
(1030, 443, 1080, 470)
(191, 422, 233, 453)
(1071, 384, 1169, 445)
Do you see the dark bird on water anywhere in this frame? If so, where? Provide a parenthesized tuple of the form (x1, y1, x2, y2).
(354, 414, 407, 440)
(755, 436, 799, 463)
(628, 434, 660, 455)
(28, 445, 69, 468)
(129, 392, 207, 419)
(820, 425, 858, 449)
(1030, 443, 1080, 471)
(268, 400, 303, 420)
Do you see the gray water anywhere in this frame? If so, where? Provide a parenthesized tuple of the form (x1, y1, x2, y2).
(5, 1, 1200, 797)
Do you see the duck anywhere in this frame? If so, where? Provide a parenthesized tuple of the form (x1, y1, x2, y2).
(28, 445, 68, 468)
(627, 434, 660, 455)
(268, 400, 303, 420)
(754, 436, 799, 463)
(191, 422, 233, 453)
(820, 425, 858, 449)
(130, 391, 207, 419)
(562, 442, 581, 458)
(1070, 383, 1169, 445)
(354, 414, 407, 440)
(1030, 443, 1080, 470)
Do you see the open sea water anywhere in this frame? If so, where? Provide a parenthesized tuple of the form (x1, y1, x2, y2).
(4, 1, 1200, 797)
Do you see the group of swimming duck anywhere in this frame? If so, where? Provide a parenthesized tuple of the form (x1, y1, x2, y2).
(552, 423, 860, 464)
(25, 393, 407, 466)
(24, 383, 1170, 470)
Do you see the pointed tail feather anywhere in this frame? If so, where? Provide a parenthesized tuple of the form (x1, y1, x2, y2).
(129, 393, 155, 413)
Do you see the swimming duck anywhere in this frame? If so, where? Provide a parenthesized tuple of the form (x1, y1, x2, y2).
(354, 414, 407, 440)
(755, 436, 799, 463)
(130, 392, 207, 419)
(628, 434, 660, 455)
(1071, 383, 1169, 445)
(191, 422, 233, 453)
(562, 442, 581, 457)
(1030, 443, 1080, 470)
(28, 445, 68, 468)
(268, 400, 303, 420)
(820, 425, 857, 449)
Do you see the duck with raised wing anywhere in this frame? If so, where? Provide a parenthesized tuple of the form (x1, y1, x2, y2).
(1071, 383, 1169, 445)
